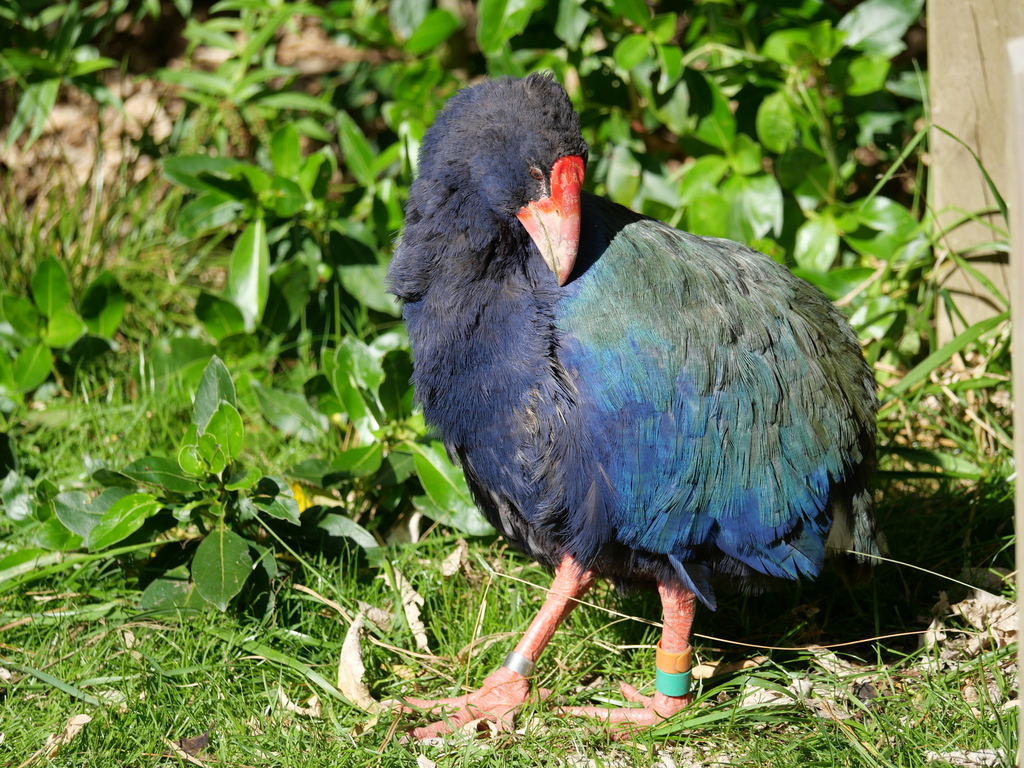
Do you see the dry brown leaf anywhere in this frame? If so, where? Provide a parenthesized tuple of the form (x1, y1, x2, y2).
(277, 686, 322, 718)
(162, 737, 207, 767)
(923, 748, 1005, 767)
(383, 568, 430, 652)
(440, 539, 470, 577)
(170, 727, 212, 757)
(357, 600, 394, 632)
(693, 655, 767, 680)
(337, 613, 381, 714)
(951, 590, 1016, 650)
(416, 756, 438, 768)
(17, 714, 91, 768)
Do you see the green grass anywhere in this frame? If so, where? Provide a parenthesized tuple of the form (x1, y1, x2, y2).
(0, 13, 1015, 763)
(1, 496, 1015, 765)
(0, 195, 1016, 767)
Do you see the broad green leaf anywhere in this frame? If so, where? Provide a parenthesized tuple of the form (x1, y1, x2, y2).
(225, 469, 258, 491)
(477, 0, 540, 56)
(252, 381, 328, 442)
(193, 356, 236, 431)
(650, 13, 676, 43)
(849, 294, 897, 340)
(326, 338, 385, 400)
(162, 154, 239, 192)
(791, 266, 877, 301)
(31, 258, 70, 317)
(269, 176, 305, 217)
(269, 123, 301, 179)
(197, 433, 228, 475)
(204, 402, 244, 461)
(42, 309, 86, 348)
(407, 441, 495, 536)
(806, 20, 843, 61)
(88, 492, 162, 550)
(337, 112, 376, 188)
(7, 78, 59, 150)
(316, 513, 381, 556)
(328, 443, 384, 481)
(0, 354, 14, 391)
(80, 271, 125, 338)
(882, 446, 982, 480)
(195, 292, 246, 341)
(66, 56, 118, 78)
(729, 134, 763, 177)
(843, 56, 890, 96)
(756, 91, 796, 154)
(679, 155, 730, 206)
(413, 493, 495, 538)
(156, 68, 234, 97)
(554, 0, 589, 48)
(178, 443, 206, 478)
(380, 349, 415, 420)
(34, 515, 82, 550)
(725, 173, 783, 240)
(226, 218, 269, 333)
(406, 10, 460, 54)
(606, 0, 650, 27)
(285, 459, 332, 486)
(837, 0, 923, 57)
(605, 145, 642, 207)
(2, 294, 40, 339)
(12, 342, 51, 392)
(845, 197, 918, 261)
(614, 34, 650, 71)
(298, 151, 330, 196)
(793, 214, 840, 272)
(692, 75, 735, 151)
(761, 28, 813, 66)
(336, 260, 400, 316)
(53, 487, 132, 539)
(252, 476, 301, 525)
(123, 456, 199, 493)
(231, 163, 272, 194)
(177, 192, 244, 237)
(140, 576, 202, 611)
(686, 190, 730, 238)
(192, 528, 253, 611)
(389, 0, 431, 38)
(1, 470, 33, 521)
(656, 43, 683, 92)
(256, 92, 335, 114)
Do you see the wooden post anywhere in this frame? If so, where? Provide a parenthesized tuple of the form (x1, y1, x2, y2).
(1006, 35, 1024, 768)
(929, 1, 1024, 342)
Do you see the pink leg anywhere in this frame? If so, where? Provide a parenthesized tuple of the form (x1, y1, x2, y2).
(563, 580, 697, 728)
(395, 555, 595, 739)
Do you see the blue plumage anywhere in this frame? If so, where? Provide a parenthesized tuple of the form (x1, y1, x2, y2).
(388, 74, 882, 613)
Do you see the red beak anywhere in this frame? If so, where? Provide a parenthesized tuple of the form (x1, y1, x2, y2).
(515, 155, 584, 286)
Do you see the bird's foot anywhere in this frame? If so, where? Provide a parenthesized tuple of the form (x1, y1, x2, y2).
(390, 667, 540, 739)
(562, 682, 692, 732)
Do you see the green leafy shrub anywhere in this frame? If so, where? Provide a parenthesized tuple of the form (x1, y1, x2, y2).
(0, 257, 125, 405)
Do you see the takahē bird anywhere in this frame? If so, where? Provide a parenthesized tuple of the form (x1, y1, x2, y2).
(386, 73, 883, 736)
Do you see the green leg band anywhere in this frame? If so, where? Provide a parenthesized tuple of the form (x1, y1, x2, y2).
(656, 668, 692, 697)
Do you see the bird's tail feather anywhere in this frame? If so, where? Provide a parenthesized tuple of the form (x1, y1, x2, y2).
(668, 555, 717, 611)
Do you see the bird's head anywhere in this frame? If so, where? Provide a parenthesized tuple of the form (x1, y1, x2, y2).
(415, 73, 589, 286)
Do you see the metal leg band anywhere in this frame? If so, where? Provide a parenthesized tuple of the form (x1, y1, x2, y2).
(502, 651, 536, 677)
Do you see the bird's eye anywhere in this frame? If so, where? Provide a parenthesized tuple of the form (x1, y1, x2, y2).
(529, 167, 544, 181)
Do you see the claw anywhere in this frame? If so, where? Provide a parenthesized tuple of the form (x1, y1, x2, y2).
(395, 667, 533, 738)
(561, 685, 693, 737)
